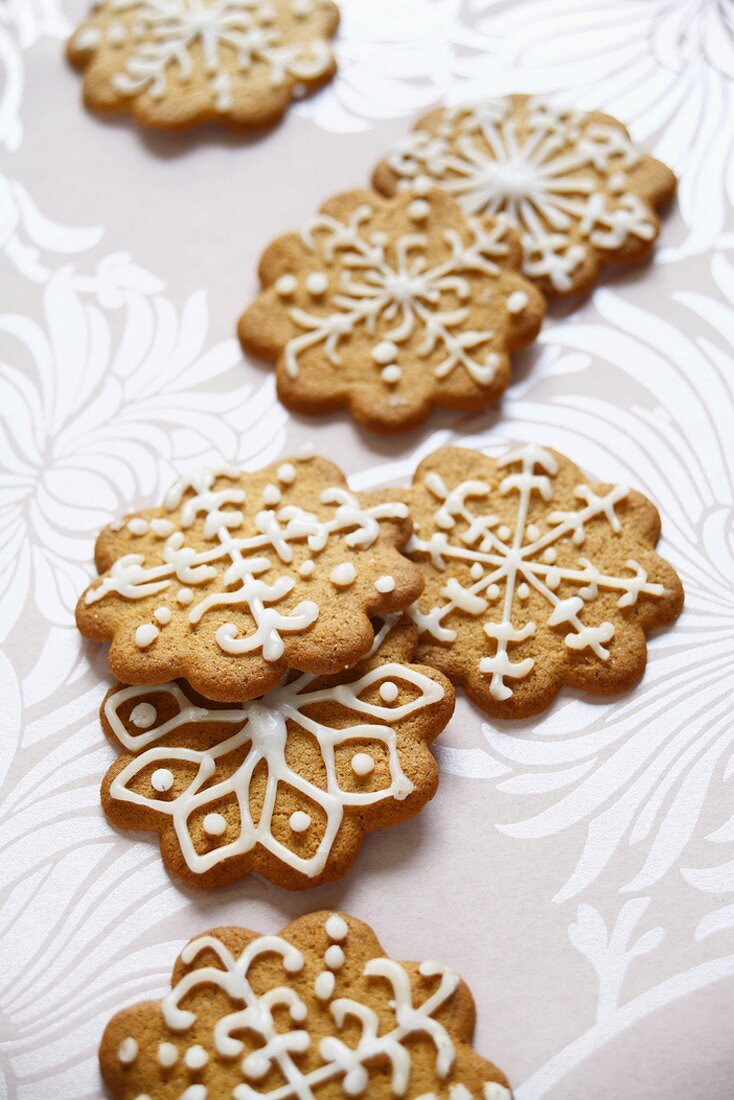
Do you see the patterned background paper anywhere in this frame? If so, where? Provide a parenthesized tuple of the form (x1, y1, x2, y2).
(1, 1, 733, 1097)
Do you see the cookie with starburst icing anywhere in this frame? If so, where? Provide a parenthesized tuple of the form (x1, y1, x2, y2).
(404, 443, 684, 719)
(99, 911, 513, 1100)
(76, 451, 423, 702)
(100, 617, 454, 890)
(67, 0, 339, 133)
(238, 187, 545, 433)
(373, 95, 676, 298)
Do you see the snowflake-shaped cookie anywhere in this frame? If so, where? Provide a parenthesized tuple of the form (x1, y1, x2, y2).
(67, 0, 340, 132)
(238, 188, 545, 432)
(406, 444, 683, 719)
(100, 911, 513, 1099)
(101, 617, 454, 889)
(76, 453, 423, 701)
(373, 95, 676, 297)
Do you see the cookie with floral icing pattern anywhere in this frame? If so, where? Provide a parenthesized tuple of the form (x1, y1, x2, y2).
(100, 617, 454, 890)
(76, 452, 423, 702)
(67, 0, 339, 133)
(405, 443, 683, 719)
(372, 95, 676, 298)
(99, 911, 513, 1100)
(238, 187, 544, 433)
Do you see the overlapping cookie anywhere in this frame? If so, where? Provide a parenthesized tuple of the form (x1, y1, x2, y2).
(373, 95, 676, 297)
(76, 453, 423, 702)
(100, 617, 454, 890)
(99, 911, 513, 1099)
(405, 443, 684, 719)
(238, 187, 544, 432)
(68, 0, 340, 133)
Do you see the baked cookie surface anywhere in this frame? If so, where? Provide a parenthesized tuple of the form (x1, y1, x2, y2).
(68, 0, 340, 132)
(100, 617, 454, 890)
(238, 187, 544, 432)
(76, 453, 423, 702)
(99, 911, 513, 1098)
(373, 95, 676, 298)
(405, 443, 684, 719)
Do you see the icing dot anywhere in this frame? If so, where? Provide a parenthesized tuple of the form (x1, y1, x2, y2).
(74, 26, 101, 50)
(517, 583, 530, 601)
(330, 562, 356, 587)
(109, 519, 124, 531)
(130, 702, 156, 729)
(157, 1042, 178, 1067)
(379, 681, 399, 703)
(277, 463, 296, 484)
(298, 560, 315, 578)
(177, 587, 194, 605)
(546, 568, 561, 590)
(276, 274, 297, 297)
(526, 524, 540, 541)
(203, 813, 227, 837)
(507, 290, 529, 314)
(151, 518, 175, 537)
(372, 340, 398, 365)
(135, 623, 159, 649)
(180, 1088, 206, 1100)
(306, 272, 328, 295)
(542, 547, 557, 564)
(497, 525, 511, 541)
(154, 606, 171, 625)
(325, 913, 348, 940)
(289, 810, 311, 833)
(185, 1045, 209, 1070)
(314, 971, 335, 1000)
(118, 1037, 138, 1064)
(351, 753, 374, 777)
(107, 22, 127, 44)
(608, 171, 627, 194)
(263, 484, 281, 506)
(127, 517, 149, 536)
(381, 365, 402, 385)
(296, 442, 315, 460)
(408, 198, 431, 221)
(151, 768, 174, 793)
(487, 584, 501, 600)
(374, 575, 395, 594)
(292, 0, 313, 16)
(324, 944, 345, 970)
(470, 562, 484, 581)
(413, 174, 432, 196)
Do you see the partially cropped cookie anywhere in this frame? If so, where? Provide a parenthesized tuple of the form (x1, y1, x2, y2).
(100, 617, 454, 890)
(373, 95, 676, 297)
(76, 453, 423, 702)
(238, 187, 544, 432)
(405, 444, 683, 719)
(99, 911, 513, 1099)
(67, 0, 339, 132)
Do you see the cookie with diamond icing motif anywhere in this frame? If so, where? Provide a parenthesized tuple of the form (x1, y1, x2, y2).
(100, 616, 454, 890)
(372, 95, 676, 298)
(238, 187, 545, 433)
(76, 452, 423, 702)
(67, 0, 339, 133)
(99, 911, 513, 1099)
(404, 444, 683, 719)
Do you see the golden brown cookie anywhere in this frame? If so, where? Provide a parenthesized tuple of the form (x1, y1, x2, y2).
(99, 911, 513, 1099)
(405, 443, 683, 719)
(238, 187, 545, 433)
(76, 452, 423, 702)
(372, 95, 676, 298)
(67, 0, 340, 133)
(100, 617, 454, 890)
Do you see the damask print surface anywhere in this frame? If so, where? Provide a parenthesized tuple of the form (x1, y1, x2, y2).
(1, 2, 733, 1099)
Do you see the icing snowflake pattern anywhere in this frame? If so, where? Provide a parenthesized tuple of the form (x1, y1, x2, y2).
(68, 0, 339, 129)
(102, 620, 451, 886)
(407, 444, 683, 718)
(76, 455, 421, 701)
(374, 95, 675, 295)
(99, 914, 513, 1098)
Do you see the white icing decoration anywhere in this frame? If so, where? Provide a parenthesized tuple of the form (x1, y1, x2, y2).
(118, 1036, 138, 1064)
(131, 702, 156, 729)
(374, 575, 395, 594)
(85, 465, 408, 664)
(324, 944, 345, 970)
(283, 201, 517, 386)
(154, 606, 172, 624)
(276, 275, 297, 297)
(289, 810, 311, 833)
(372, 340, 398, 365)
(296, 442, 315, 460)
(379, 681, 399, 703)
(180, 1087, 206, 1100)
(263, 484, 282, 506)
(157, 1041, 178, 1067)
(315, 970, 335, 1000)
(408, 198, 431, 221)
(160, 928, 459, 1097)
(127, 517, 149, 535)
(386, 96, 657, 291)
(203, 812, 227, 837)
(151, 518, 175, 537)
(325, 914, 348, 940)
(410, 445, 665, 701)
(151, 768, 174, 793)
(330, 562, 356, 587)
(350, 752, 374, 777)
(184, 1045, 209, 1070)
(298, 560, 315, 577)
(104, 621, 444, 878)
(306, 271, 329, 295)
(177, 587, 194, 605)
(506, 290, 529, 314)
(381, 365, 402, 385)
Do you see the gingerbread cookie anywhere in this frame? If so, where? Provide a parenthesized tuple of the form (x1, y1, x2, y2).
(99, 911, 513, 1099)
(76, 453, 423, 702)
(238, 187, 544, 433)
(405, 444, 683, 719)
(373, 96, 676, 297)
(100, 617, 454, 890)
(67, 0, 339, 133)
